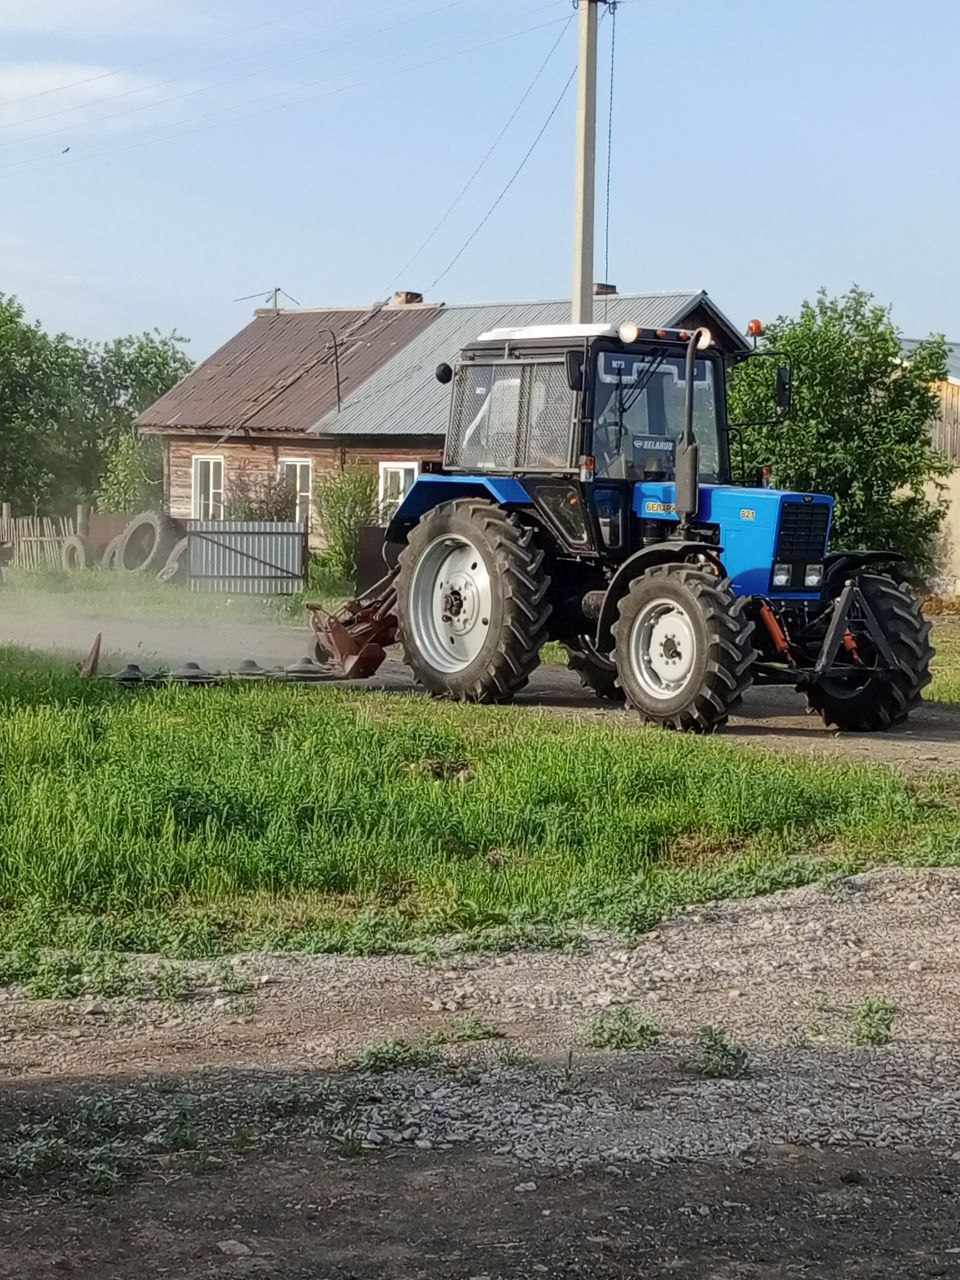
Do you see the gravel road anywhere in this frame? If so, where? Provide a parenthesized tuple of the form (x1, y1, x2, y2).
(4, 867, 960, 1163)
(3, 605, 960, 768)
(3, 868, 960, 1276)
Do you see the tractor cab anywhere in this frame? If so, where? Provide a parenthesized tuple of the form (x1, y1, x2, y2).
(420, 322, 828, 604)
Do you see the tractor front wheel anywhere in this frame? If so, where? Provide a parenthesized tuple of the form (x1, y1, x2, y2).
(612, 565, 755, 732)
(805, 575, 933, 731)
(397, 499, 551, 703)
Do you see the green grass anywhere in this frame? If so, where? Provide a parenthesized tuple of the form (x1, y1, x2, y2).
(928, 621, 960, 703)
(426, 1015, 503, 1046)
(852, 996, 898, 1046)
(2, 643, 960, 959)
(586, 1009, 661, 1051)
(693, 1025, 751, 1079)
(352, 1039, 442, 1074)
(3, 561, 352, 626)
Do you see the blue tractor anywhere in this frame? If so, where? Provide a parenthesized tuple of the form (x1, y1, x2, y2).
(318, 321, 933, 733)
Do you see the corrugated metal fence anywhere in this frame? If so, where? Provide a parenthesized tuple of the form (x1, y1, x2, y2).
(187, 520, 308, 594)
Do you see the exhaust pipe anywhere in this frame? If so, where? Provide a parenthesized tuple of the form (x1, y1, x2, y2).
(674, 327, 709, 534)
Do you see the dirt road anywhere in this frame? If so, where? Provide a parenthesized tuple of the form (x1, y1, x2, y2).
(2, 869, 960, 1277)
(3, 605, 960, 768)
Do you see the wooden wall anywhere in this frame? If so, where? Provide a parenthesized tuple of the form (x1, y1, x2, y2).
(932, 381, 960, 465)
(163, 436, 442, 521)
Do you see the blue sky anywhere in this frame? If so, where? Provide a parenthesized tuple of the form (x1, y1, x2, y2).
(1, 0, 956, 357)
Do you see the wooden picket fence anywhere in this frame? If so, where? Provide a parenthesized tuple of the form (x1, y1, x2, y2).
(0, 514, 75, 569)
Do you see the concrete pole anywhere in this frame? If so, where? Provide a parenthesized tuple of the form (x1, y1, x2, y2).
(571, 0, 599, 324)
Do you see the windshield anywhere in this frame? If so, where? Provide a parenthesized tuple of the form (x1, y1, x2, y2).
(592, 350, 723, 483)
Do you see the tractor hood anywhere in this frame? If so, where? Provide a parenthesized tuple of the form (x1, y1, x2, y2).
(634, 482, 835, 600)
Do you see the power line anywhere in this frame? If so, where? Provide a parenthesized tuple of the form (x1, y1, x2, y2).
(427, 60, 579, 291)
(0, 14, 570, 180)
(388, 10, 574, 291)
(0, 0, 474, 150)
(0, 0, 342, 108)
(426, 3, 611, 295)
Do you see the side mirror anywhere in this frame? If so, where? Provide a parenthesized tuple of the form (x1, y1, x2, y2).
(564, 349, 584, 392)
(775, 366, 792, 415)
(435, 362, 453, 385)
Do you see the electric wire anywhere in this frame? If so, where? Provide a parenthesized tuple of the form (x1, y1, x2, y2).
(427, 61, 578, 291)
(425, 4, 610, 293)
(0, 15, 570, 180)
(387, 11, 574, 292)
(0, 0, 348, 107)
(0, 0, 475, 149)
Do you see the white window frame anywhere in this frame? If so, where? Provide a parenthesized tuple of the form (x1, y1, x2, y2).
(378, 460, 420, 519)
(191, 455, 224, 520)
(278, 457, 313, 527)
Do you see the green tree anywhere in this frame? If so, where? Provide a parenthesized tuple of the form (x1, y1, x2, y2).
(0, 295, 79, 509)
(729, 287, 949, 577)
(0, 295, 192, 513)
(87, 330, 193, 511)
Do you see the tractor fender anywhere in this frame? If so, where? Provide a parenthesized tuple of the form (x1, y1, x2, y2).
(593, 541, 724, 652)
(384, 474, 533, 549)
(823, 550, 904, 595)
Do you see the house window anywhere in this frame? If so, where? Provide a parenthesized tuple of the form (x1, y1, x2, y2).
(378, 460, 419, 520)
(192, 456, 224, 520)
(278, 458, 313, 526)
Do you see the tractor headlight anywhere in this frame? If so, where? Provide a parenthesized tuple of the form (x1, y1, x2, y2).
(804, 564, 824, 588)
(772, 564, 791, 588)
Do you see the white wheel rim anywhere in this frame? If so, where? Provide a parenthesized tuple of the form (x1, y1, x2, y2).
(408, 534, 492, 673)
(629, 596, 698, 700)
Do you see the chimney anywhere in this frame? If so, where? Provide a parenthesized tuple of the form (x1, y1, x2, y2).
(593, 282, 617, 297)
(392, 290, 424, 307)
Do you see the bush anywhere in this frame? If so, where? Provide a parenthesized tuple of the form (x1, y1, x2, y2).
(729, 286, 949, 578)
(224, 465, 296, 522)
(313, 467, 380, 580)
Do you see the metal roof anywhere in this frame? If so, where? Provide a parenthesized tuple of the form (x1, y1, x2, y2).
(138, 304, 441, 434)
(308, 291, 747, 439)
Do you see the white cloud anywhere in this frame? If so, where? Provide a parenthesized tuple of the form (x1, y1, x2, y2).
(0, 63, 198, 139)
(0, 0, 196, 37)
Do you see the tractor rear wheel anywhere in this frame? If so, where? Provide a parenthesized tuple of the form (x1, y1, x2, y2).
(805, 575, 933, 731)
(397, 498, 551, 703)
(564, 639, 625, 702)
(612, 564, 755, 732)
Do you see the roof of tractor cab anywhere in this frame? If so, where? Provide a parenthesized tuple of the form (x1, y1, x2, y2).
(306, 290, 747, 440)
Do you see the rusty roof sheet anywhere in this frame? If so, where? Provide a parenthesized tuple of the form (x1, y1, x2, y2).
(138, 304, 441, 434)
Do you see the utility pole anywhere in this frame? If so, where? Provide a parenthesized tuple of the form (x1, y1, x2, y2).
(571, 0, 601, 324)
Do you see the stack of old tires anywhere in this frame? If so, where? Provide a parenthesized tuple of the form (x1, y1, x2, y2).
(62, 511, 188, 584)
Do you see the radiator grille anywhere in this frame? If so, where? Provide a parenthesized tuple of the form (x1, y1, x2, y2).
(775, 501, 830, 563)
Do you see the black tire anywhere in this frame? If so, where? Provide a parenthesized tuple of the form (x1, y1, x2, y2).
(117, 510, 182, 574)
(612, 564, 755, 732)
(100, 533, 123, 570)
(156, 537, 188, 585)
(805, 575, 933, 731)
(397, 498, 551, 703)
(61, 534, 90, 571)
(564, 638, 625, 702)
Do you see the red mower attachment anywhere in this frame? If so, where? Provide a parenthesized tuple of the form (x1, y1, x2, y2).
(307, 571, 399, 679)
